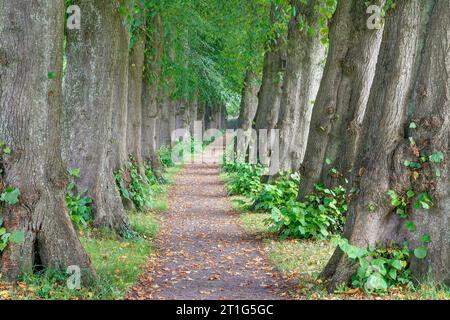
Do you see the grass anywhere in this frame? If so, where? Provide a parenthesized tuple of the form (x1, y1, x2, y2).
(235, 197, 450, 300)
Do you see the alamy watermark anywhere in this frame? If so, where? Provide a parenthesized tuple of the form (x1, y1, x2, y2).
(67, 5, 81, 30)
(169, 121, 280, 176)
(367, 5, 382, 30)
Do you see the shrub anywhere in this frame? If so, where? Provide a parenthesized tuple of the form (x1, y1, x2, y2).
(251, 172, 300, 211)
(224, 162, 264, 196)
(270, 184, 347, 240)
(159, 146, 174, 168)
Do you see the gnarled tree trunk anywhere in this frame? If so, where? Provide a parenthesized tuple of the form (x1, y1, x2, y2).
(63, 0, 131, 234)
(299, 0, 384, 198)
(323, 0, 449, 290)
(0, 0, 94, 280)
(277, 0, 326, 172)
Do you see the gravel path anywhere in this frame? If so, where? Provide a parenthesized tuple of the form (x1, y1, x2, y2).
(126, 138, 292, 300)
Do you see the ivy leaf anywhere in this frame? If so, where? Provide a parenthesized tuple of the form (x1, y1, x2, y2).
(421, 234, 431, 244)
(414, 247, 427, 259)
(3, 147, 11, 155)
(9, 230, 25, 244)
(405, 221, 416, 232)
(429, 151, 444, 164)
(325, 158, 332, 165)
(409, 122, 417, 129)
(0, 187, 21, 205)
(406, 190, 415, 198)
(47, 71, 56, 79)
(69, 168, 81, 178)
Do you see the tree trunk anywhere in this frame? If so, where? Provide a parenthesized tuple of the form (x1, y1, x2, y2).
(237, 70, 260, 161)
(254, 3, 286, 132)
(238, 71, 261, 131)
(141, 13, 164, 179)
(324, 0, 450, 290)
(159, 88, 173, 147)
(0, 0, 94, 280)
(189, 95, 199, 137)
(277, 0, 326, 172)
(109, 14, 130, 173)
(299, 0, 384, 198)
(63, 0, 131, 234)
(127, 30, 146, 174)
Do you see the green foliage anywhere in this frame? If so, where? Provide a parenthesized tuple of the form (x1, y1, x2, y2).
(66, 171, 93, 230)
(333, 237, 412, 293)
(429, 151, 444, 164)
(387, 190, 408, 218)
(0, 218, 24, 252)
(128, 159, 153, 211)
(0, 187, 20, 205)
(270, 184, 347, 240)
(223, 160, 264, 197)
(415, 192, 433, 210)
(251, 172, 300, 211)
(159, 146, 175, 168)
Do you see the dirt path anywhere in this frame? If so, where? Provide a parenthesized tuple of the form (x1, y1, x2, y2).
(127, 138, 292, 300)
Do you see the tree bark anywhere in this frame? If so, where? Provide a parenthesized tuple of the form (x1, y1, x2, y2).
(159, 87, 174, 147)
(299, 0, 384, 198)
(127, 30, 146, 174)
(0, 0, 94, 280)
(63, 0, 131, 234)
(238, 71, 261, 131)
(109, 13, 130, 173)
(142, 13, 164, 179)
(324, 0, 450, 290)
(277, 0, 326, 172)
(254, 3, 286, 132)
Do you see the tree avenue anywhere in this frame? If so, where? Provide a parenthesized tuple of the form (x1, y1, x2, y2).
(0, 0, 448, 299)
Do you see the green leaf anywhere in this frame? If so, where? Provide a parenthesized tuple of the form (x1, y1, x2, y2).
(406, 190, 415, 198)
(414, 247, 427, 259)
(405, 221, 416, 232)
(3, 147, 11, 155)
(391, 259, 403, 270)
(388, 269, 397, 280)
(325, 158, 332, 165)
(47, 72, 56, 79)
(409, 122, 417, 129)
(9, 230, 25, 244)
(1, 187, 20, 205)
(365, 274, 388, 291)
(421, 234, 431, 244)
(69, 168, 81, 178)
(429, 151, 444, 164)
